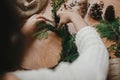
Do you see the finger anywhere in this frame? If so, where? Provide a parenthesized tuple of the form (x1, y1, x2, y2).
(35, 14, 46, 19)
(31, 14, 46, 20)
(36, 16, 46, 20)
(62, 3, 72, 11)
(30, 14, 39, 19)
(58, 20, 63, 28)
(57, 9, 63, 17)
(36, 18, 46, 25)
(57, 4, 65, 16)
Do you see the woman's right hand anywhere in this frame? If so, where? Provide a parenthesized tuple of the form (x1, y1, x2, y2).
(57, 4, 75, 27)
(21, 14, 46, 37)
(57, 4, 87, 31)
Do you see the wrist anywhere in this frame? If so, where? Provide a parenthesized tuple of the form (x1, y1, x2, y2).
(69, 13, 88, 31)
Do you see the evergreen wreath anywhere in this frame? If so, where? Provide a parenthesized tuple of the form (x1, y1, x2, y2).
(33, 0, 79, 63)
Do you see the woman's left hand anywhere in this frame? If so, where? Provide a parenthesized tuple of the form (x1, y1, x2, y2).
(21, 14, 46, 37)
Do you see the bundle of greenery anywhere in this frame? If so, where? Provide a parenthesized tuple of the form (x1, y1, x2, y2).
(33, 0, 79, 63)
(96, 5, 120, 58)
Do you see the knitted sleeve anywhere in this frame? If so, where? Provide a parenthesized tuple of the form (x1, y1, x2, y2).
(12, 26, 109, 80)
(75, 26, 108, 56)
(75, 26, 109, 72)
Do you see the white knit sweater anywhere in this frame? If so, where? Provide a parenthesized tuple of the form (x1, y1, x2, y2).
(12, 26, 109, 80)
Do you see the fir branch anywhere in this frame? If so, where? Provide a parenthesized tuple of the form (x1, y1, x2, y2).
(32, 29, 48, 40)
(96, 18, 120, 57)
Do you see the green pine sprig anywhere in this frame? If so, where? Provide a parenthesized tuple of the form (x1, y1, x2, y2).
(96, 18, 120, 57)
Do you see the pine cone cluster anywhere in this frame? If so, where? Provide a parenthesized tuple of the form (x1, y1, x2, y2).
(89, 3, 103, 21)
(104, 5, 115, 22)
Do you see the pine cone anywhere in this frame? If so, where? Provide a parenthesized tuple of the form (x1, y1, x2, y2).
(104, 5, 115, 22)
(89, 3, 103, 21)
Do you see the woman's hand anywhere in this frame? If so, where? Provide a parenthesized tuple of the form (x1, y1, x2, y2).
(57, 4, 74, 27)
(21, 14, 46, 37)
(57, 4, 82, 27)
(57, 4, 88, 31)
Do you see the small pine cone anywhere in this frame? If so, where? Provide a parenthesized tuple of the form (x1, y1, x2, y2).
(89, 3, 103, 21)
(104, 5, 115, 22)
